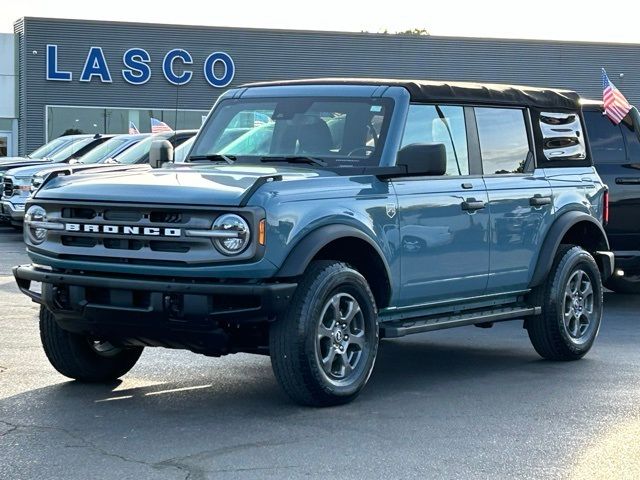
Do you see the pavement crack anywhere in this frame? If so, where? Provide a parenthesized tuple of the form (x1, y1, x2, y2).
(0, 420, 18, 437)
(154, 438, 302, 480)
(0, 421, 184, 477)
(210, 465, 300, 474)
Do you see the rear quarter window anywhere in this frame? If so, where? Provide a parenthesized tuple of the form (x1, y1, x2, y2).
(475, 107, 530, 174)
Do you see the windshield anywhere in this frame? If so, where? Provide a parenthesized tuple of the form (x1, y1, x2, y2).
(175, 136, 195, 162)
(75, 137, 132, 164)
(190, 97, 393, 167)
(114, 135, 157, 164)
(48, 137, 97, 162)
(29, 137, 75, 159)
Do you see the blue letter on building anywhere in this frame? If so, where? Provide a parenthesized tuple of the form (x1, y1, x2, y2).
(80, 47, 112, 83)
(122, 48, 151, 85)
(46, 45, 72, 81)
(204, 52, 234, 87)
(162, 49, 193, 85)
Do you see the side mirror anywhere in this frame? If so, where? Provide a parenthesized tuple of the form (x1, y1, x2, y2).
(149, 140, 174, 168)
(396, 143, 447, 176)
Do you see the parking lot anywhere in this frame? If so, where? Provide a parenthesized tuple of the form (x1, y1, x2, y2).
(0, 225, 638, 479)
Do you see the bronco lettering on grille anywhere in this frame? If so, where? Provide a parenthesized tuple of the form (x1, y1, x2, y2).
(64, 223, 181, 237)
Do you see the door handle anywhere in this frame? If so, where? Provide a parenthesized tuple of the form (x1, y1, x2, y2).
(529, 195, 552, 206)
(615, 177, 640, 185)
(461, 198, 485, 211)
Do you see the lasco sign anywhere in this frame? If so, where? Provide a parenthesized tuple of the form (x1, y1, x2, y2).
(45, 45, 235, 87)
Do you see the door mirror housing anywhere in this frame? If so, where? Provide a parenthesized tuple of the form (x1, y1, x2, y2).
(149, 140, 174, 168)
(396, 143, 447, 176)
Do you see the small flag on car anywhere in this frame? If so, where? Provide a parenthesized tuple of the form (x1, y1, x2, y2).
(150, 118, 173, 133)
(128, 121, 140, 135)
(602, 68, 632, 124)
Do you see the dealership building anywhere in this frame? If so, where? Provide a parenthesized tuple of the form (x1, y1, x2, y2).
(2, 16, 640, 156)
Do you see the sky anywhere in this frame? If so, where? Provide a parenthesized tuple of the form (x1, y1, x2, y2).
(3, 0, 640, 44)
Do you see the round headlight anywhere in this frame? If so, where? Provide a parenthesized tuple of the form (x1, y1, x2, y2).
(24, 205, 48, 244)
(212, 214, 250, 255)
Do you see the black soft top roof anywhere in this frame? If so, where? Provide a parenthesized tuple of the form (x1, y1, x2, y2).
(242, 78, 581, 110)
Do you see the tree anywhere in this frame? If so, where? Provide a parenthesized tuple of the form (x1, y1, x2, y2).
(62, 128, 83, 136)
(396, 28, 430, 36)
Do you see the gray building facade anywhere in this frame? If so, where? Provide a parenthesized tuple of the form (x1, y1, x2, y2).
(11, 16, 640, 155)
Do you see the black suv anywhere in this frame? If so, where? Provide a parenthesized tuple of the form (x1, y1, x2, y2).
(583, 100, 640, 293)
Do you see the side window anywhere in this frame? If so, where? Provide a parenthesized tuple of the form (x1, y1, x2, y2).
(620, 117, 640, 161)
(401, 104, 469, 176)
(476, 107, 530, 175)
(583, 111, 625, 164)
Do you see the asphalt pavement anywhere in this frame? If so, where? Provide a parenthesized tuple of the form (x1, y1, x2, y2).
(1, 225, 639, 479)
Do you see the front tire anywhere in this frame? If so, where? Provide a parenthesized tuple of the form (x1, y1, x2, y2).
(527, 245, 603, 360)
(40, 306, 143, 382)
(269, 261, 379, 407)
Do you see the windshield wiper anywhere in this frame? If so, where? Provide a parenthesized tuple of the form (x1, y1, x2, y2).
(189, 154, 236, 164)
(260, 156, 327, 167)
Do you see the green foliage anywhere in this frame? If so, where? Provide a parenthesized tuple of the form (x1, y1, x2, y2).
(62, 128, 83, 136)
(396, 28, 430, 36)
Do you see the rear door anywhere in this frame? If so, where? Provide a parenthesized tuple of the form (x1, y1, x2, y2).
(583, 109, 640, 252)
(475, 107, 554, 293)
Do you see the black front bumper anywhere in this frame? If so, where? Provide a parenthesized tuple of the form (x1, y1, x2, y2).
(13, 265, 297, 341)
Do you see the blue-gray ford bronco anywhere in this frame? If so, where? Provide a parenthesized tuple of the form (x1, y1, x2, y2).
(13, 79, 614, 406)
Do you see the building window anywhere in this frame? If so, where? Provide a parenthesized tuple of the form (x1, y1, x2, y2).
(46, 106, 208, 140)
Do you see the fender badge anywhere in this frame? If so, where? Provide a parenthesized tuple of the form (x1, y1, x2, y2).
(386, 203, 397, 219)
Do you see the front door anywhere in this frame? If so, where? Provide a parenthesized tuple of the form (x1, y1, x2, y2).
(393, 104, 490, 306)
(473, 107, 554, 293)
(0, 131, 11, 157)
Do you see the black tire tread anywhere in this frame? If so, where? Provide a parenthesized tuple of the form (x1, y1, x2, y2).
(527, 245, 602, 361)
(270, 260, 378, 407)
(40, 307, 143, 382)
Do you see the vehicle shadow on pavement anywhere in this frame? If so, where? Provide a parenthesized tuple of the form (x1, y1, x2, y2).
(1, 311, 637, 479)
(0, 324, 607, 415)
(1, 292, 636, 415)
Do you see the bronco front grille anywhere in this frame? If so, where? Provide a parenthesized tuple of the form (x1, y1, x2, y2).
(34, 201, 261, 266)
(56, 207, 199, 253)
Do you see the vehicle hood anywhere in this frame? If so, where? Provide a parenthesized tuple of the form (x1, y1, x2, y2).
(28, 162, 115, 179)
(0, 158, 52, 172)
(0, 156, 29, 164)
(5, 163, 68, 178)
(34, 164, 333, 206)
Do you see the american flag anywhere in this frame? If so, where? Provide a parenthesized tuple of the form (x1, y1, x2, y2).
(602, 68, 632, 124)
(128, 121, 139, 135)
(150, 118, 172, 133)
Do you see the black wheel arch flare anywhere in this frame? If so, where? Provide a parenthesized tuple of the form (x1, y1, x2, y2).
(529, 210, 610, 288)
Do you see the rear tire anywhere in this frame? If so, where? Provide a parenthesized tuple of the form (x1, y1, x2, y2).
(527, 245, 603, 361)
(40, 306, 143, 382)
(269, 261, 379, 407)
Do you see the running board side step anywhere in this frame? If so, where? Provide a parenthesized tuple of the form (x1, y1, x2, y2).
(380, 306, 541, 338)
